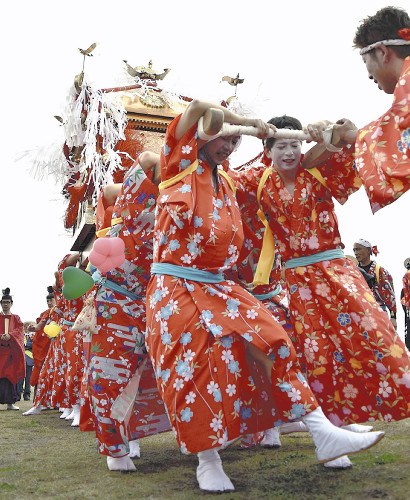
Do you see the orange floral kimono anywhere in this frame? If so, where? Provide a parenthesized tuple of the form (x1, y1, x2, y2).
(49, 258, 83, 409)
(30, 309, 52, 387)
(355, 56, 410, 213)
(82, 161, 170, 458)
(62, 295, 85, 408)
(145, 116, 318, 455)
(230, 167, 293, 338)
(237, 151, 410, 426)
(34, 294, 65, 408)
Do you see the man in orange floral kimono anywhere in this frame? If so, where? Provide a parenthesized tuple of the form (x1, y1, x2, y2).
(82, 151, 170, 472)
(236, 114, 410, 471)
(145, 100, 384, 493)
(28, 287, 55, 396)
(353, 6, 410, 213)
(227, 175, 295, 450)
(23, 255, 78, 416)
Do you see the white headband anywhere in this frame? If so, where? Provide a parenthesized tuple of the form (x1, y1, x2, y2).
(360, 39, 410, 55)
(355, 239, 371, 248)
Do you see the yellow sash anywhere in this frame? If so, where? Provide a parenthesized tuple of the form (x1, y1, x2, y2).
(158, 161, 199, 192)
(218, 169, 236, 194)
(253, 168, 275, 286)
(95, 217, 123, 238)
(306, 166, 328, 188)
(375, 263, 381, 284)
(253, 166, 328, 286)
(158, 160, 235, 194)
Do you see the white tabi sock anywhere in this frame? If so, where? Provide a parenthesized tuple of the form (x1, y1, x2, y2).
(128, 439, 141, 459)
(279, 421, 308, 434)
(60, 408, 72, 419)
(324, 455, 353, 469)
(260, 427, 281, 448)
(22, 406, 42, 416)
(196, 449, 235, 492)
(342, 423, 374, 433)
(70, 405, 80, 427)
(106, 456, 136, 472)
(302, 407, 384, 463)
(65, 407, 75, 420)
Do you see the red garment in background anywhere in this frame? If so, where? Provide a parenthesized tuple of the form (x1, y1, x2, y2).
(30, 309, 52, 387)
(0, 313, 25, 384)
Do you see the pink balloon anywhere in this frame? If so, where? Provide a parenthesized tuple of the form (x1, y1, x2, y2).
(89, 237, 126, 274)
(110, 238, 125, 254)
(93, 238, 111, 254)
(89, 251, 106, 267)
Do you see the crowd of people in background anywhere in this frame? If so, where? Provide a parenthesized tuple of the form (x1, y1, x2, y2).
(1, 5, 410, 494)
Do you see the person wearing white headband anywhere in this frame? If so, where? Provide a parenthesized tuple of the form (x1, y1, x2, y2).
(353, 6, 410, 213)
(353, 239, 397, 329)
(402, 258, 410, 350)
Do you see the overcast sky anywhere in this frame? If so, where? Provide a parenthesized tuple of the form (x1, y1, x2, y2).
(2, 0, 409, 338)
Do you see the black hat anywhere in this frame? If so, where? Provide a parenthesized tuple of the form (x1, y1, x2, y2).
(1, 287, 13, 302)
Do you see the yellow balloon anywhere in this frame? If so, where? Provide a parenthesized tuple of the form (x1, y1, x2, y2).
(44, 321, 61, 338)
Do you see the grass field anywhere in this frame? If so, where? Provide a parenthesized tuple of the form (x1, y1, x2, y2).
(0, 400, 409, 499)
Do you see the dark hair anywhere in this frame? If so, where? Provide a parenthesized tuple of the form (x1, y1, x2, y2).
(1, 287, 13, 303)
(264, 115, 302, 150)
(46, 286, 54, 300)
(353, 6, 410, 58)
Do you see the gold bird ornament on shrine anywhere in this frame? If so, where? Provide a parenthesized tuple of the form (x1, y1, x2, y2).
(78, 43, 97, 56)
(221, 73, 245, 86)
(123, 60, 170, 80)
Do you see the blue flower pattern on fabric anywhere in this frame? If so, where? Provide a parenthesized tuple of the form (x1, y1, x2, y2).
(334, 351, 345, 363)
(181, 407, 193, 422)
(337, 313, 351, 326)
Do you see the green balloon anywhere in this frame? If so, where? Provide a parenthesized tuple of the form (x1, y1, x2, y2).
(62, 266, 94, 300)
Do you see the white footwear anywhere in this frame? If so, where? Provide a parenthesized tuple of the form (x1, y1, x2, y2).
(128, 439, 141, 459)
(65, 407, 75, 420)
(60, 408, 72, 419)
(280, 421, 308, 434)
(7, 404, 20, 411)
(324, 455, 353, 469)
(302, 407, 384, 463)
(260, 427, 281, 448)
(197, 449, 235, 492)
(107, 456, 136, 472)
(22, 406, 41, 415)
(342, 424, 373, 433)
(70, 405, 80, 427)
